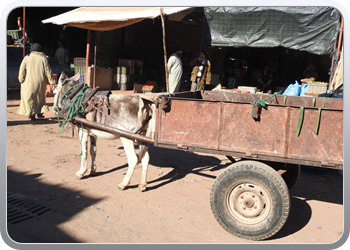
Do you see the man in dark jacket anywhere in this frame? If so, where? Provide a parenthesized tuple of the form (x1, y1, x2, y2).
(257, 64, 272, 93)
(190, 51, 211, 91)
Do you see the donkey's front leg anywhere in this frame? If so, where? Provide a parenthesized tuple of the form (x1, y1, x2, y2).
(117, 137, 138, 190)
(76, 128, 89, 180)
(89, 135, 97, 176)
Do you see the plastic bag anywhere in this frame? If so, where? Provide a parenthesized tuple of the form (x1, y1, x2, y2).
(300, 84, 308, 96)
(283, 81, 301, 96)
(282, 84, 293, 95)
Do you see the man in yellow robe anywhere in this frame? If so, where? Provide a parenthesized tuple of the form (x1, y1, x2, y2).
(17, 43, 56, 120)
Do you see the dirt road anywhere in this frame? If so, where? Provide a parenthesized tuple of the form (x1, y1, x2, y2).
(5, 89, 344, 246)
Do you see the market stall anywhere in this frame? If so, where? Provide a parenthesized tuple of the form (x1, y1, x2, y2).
(42, 7, 195, 92)
(201, 7, 343, 93)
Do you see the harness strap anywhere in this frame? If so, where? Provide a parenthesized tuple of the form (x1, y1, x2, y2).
(283, 95, 287, 105)
(82, 87, 100, 105)
(296, 106, 304, 136)
(134, 116, 152, 135)
(315, 97, 326, 134)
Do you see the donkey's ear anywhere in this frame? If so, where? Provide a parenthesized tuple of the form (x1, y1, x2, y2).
(70, 72, 81, 83)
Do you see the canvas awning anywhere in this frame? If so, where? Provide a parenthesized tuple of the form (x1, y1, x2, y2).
(42, 6, 195, 91)
(202, 7, 342, 55)
(42, 7, 194, 31)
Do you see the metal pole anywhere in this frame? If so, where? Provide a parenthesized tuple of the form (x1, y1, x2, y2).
(160, 8, 169, 92)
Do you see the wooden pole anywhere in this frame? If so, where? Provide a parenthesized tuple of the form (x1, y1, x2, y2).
(330, 18, 343, 89)
(74, 117, 154, 144)
(85, 30, 91, 84)
(93, 32, 98, 89)
(160, 8, 169, 92)
(23, 7, 26, 58)
(336, 19, 344, 58)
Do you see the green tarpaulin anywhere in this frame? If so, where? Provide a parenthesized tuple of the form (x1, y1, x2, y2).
(203, 7, 341, 55)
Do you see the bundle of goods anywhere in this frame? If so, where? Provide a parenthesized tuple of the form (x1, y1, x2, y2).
(282, 81, 328, 97)
(238, 86, 257, 93)
(225, 88, 251, 93)
(142, 81, 157, 93)
(305, 81, 328, 96)
(211, 84, 255, 93)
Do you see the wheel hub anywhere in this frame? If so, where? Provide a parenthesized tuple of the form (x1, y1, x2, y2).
(227, 183, 269, 223)
(236, 189, 264, 217)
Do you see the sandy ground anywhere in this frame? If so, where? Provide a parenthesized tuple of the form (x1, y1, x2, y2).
(5, 89, 344, 247)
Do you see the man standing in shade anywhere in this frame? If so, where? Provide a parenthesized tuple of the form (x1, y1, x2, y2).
(167, 46, 183, 93)
(55, 40, 68, 64)
(17, 43, 56, 121)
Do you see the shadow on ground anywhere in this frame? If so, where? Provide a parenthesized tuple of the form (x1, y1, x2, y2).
(6, 168, 102, 245)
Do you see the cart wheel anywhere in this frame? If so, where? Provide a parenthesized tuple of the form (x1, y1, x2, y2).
(210, 160, 290, 241)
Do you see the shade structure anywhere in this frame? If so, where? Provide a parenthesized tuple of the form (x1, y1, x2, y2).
(42, 6, 195, 91)
(42, 7, 194, 31)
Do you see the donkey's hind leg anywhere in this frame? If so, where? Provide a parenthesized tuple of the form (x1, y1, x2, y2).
(89, 135, 97, 176)
(76, 128, 89, 180)
(138, 143, 149, 192)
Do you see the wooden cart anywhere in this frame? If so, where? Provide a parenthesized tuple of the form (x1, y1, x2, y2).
(75, 90, 343, 240)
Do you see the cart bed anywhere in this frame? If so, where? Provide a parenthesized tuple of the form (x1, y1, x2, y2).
(153, 90, 343, 169)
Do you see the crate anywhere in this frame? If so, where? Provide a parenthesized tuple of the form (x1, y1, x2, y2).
(142, 81, 157, 93)
(134, 83, 144, 93)
(238, 86, 257, 93)
(306, 83, 328, 94)
(74, 57, 86, 67)
(74, 66, 85, 75)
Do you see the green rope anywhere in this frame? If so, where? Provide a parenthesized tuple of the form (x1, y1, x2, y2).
(59, 83, 89, 155)
(250, 92, 280, 118)
(251, 99, 267, 118)
(59, 83, 89, 130)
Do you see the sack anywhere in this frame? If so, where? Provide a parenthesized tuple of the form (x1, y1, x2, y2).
(300, 84, 308, 96)
(46, 84, 57, 97)
(283, 81, 301, 96)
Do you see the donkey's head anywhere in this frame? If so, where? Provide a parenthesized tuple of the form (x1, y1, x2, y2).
(53, 71, 81, 116)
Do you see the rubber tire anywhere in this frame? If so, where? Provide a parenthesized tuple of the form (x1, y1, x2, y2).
(260, 161, 301, 190)
(280, 164, 300, 190)
(210, 160, 290, 241)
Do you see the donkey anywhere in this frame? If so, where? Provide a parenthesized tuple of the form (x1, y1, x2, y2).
(53, 72, 157, 192)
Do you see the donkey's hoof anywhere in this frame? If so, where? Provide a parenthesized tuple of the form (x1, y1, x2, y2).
(75, 174, 84, 180)
(138, 184, 146, 192)
(117, 183, 126, 190)
(90, 169, 97, 176)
